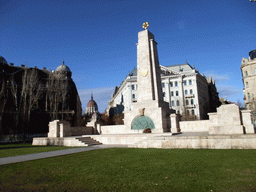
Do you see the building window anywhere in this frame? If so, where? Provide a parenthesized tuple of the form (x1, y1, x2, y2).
(189, 80, 192, 85)
(171, 100, 175, 106)
(163, 92, 166, 97)
(132, 85, 135, 90)
(132, 94, 135, 99)
(245, 71, 248, 76)
(170, 82, 173, 87)
(192, 109, 195, 115)
(176, 91, 179, 96)
(171, 91, 174, 96)
(175, 81, 178, 87)
(248, 93, 250, 100)
(186, 100, 189, 105)
(191, 99, 194, 105)
(190, 89, 193, 94)
(185, 90, 188, 95)
(186, 110, 190, 115)
(255, 69, 256, 74)
(184, 80, 187, 86)
(177, 100, 180, 106)
(246, 82, 249, 88)
(162, 83, 165, 88)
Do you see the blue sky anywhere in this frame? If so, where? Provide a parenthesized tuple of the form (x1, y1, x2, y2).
(1, 0, 256, 112)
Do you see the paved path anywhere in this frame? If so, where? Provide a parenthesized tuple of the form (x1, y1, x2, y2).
(0, 144, 128, 166)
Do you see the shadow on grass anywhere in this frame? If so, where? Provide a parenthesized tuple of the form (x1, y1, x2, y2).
(0, 145, 52, 150)
(0, 142, 53, 150)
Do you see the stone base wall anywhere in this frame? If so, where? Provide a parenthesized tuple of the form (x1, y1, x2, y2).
(70, 126, 94, 136)
(179, 120, 210, 132)
(101, 125, 127, 134)
(100, 125, 157, 134)
(90, 135, 149, 145)
(129, 134, 256, 149)
(32, 137, 87, 146)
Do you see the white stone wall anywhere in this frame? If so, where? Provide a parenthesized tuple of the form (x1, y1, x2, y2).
(179, 120, 210, 132)
(101, 125, 127, 134)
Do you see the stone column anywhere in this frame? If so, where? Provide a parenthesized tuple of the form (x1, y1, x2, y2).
(137, 30, 163, 103)
(96, 124, 101, 134)
(170, 113, 180, 133)
(48, 120, 60, 137)
(124, 26, 172, 133)
(127, 84, 132, 111)
(241, 110, 255, 134)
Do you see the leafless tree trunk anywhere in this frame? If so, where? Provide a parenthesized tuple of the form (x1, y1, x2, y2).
(46, 74, 68, 121)
(10, 69, 42, 133)
(60, 79, 68, 120)
(0, 77, 7, 134)
(10, 75, 19, 130)
(236, 99, 244, 109)
(27, 69, 42, 122)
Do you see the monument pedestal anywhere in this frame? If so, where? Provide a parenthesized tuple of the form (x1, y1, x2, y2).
(124, 100, 171, 133)
(209, 104, 245, 134)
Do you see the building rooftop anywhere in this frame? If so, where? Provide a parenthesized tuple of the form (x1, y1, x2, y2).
(0, 56, 8, 65)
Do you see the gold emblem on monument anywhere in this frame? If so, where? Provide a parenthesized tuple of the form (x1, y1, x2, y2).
(141, 69, 148, 77)
(142, 22, 149, 30)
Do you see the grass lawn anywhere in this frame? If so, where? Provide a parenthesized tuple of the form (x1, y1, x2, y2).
(0, 143, 83, 158)
(1, 148, 256, 191)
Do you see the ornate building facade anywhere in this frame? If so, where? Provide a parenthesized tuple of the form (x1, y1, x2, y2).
(84, 94, 99, 121)
(241, 49, 256, 111)
(0, 56, 82, 135)
(108, 62, 220, 120)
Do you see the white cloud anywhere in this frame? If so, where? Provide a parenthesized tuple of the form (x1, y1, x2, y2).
(217, 84, 241, 98)
(203, 71, 243, 102)
(202, 71, 230, 82)
(78, 86, 115, 113)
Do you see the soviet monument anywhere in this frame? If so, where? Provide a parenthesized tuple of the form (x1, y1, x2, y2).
(124, 22, 173, 133)
(33, 23, 255, 149)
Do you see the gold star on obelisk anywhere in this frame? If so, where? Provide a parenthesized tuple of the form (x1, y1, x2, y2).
(142, 22, 149, 30)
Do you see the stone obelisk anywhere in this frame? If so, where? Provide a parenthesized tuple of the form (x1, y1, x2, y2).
(124, 22, 172, 133)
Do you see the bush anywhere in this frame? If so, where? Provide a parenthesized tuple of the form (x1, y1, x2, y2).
(112, 113, 124, 125)
(143, 128, 151, 133)
(99, 113, 113, 125)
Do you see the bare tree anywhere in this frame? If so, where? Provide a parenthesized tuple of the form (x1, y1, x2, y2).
(9, 68, 42, 133)
(59, 78, 68, 120)
(0, 75, 8, 134)
(46, 73, 68, 120)
(236, 99, 244, 110)
(27, 69, 42, 121)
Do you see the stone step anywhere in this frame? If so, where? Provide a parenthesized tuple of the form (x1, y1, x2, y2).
(76, 137, 102, 146)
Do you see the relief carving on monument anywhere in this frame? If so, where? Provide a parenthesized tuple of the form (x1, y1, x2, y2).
(141, 69, 148, 77)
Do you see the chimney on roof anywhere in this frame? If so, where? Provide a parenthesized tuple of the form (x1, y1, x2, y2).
(10, 63, 14, 66)
(43, 67, 46, 70)
(21, 64, 25, 67)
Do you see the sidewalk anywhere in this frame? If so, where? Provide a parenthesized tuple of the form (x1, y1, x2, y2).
(0, 144, 128, 166)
